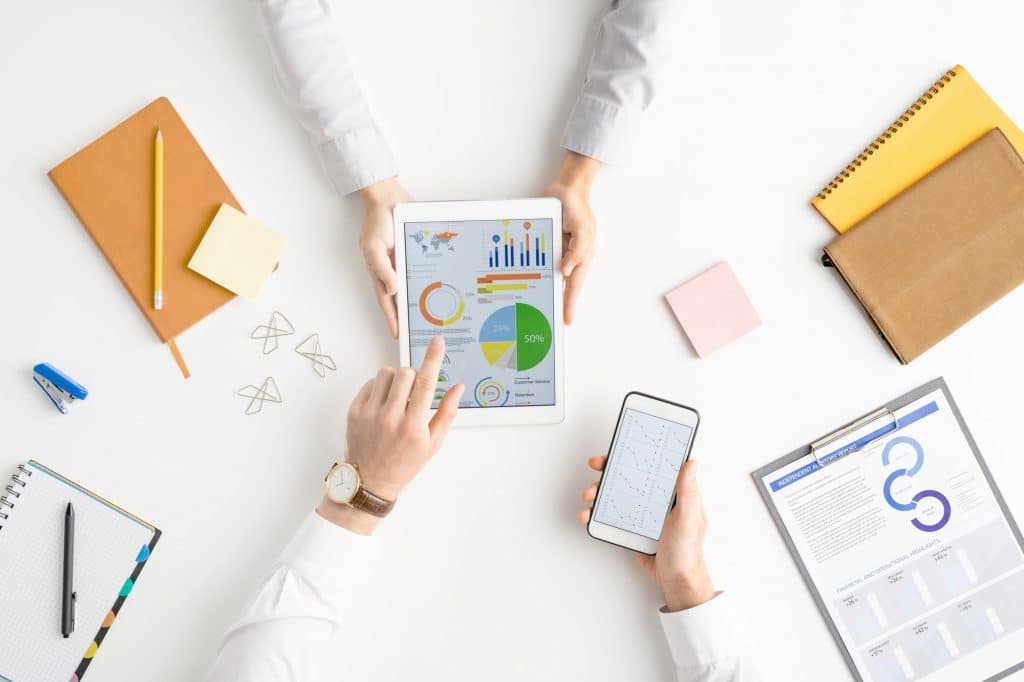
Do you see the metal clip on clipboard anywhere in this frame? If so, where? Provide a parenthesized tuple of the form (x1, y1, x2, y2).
(809, 407, 899, 469)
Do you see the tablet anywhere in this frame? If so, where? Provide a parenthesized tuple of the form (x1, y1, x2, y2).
(394, 199, 565, 426)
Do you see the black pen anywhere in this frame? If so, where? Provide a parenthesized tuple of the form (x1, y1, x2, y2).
(62, 502, 76, 638)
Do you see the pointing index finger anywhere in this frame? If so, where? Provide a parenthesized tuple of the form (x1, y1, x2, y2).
(408, 336, 445, 415)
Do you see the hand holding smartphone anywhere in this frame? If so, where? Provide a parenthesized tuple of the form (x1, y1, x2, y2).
(587, 392, 699, 555)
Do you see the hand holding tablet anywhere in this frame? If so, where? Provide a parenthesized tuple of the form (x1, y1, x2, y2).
(358, 178, 415, 338)
(544, 152, 601, 325)
(394, 199, 566, 426)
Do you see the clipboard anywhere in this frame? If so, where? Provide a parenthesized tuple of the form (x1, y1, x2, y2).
(752, 377, 1024, 682)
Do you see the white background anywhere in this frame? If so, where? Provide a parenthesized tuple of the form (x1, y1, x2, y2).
(2, 1, 1024, 680)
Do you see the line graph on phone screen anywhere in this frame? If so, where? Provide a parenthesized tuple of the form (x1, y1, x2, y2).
(594, 408, 694, 540)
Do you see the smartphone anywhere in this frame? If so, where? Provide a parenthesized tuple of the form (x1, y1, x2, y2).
(588, 392, 700, 555)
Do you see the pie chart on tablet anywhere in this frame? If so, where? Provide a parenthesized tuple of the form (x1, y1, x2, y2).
(478, 303, 552, 371)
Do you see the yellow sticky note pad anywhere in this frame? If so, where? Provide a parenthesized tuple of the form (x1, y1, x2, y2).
(188, 204, 285, 299)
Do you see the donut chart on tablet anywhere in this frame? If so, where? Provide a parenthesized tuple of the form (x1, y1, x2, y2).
(418, 281, 464, 326)
(474, 377, 509, 406)
(479, 303, 552, 371)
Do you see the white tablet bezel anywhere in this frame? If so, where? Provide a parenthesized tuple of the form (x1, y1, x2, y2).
(394, 198, 565, 427)
(588, 392, 700, 555)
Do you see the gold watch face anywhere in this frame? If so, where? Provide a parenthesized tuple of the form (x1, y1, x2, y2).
(325, 462, 360, 504)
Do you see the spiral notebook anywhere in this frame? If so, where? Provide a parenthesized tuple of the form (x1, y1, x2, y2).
(812, 65, 1024, 232)
(0, 462, 161, 682)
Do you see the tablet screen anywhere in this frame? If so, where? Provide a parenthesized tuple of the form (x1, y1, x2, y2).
(404, 218, 556, 409)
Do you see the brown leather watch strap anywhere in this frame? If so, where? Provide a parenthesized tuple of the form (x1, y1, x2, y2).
(349, 486, 394, 517)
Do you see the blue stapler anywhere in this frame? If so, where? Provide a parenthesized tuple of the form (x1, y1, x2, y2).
(33, 363, 88, 414)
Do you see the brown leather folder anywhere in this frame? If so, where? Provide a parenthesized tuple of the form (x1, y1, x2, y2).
(49, 97, 240, 377)
(824, 128, 1024, 363)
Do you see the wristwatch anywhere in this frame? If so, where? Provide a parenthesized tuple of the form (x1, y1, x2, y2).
(323, 462, 394, 517)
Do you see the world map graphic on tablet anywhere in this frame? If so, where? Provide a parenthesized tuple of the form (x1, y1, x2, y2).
(404, 219, 556, 409)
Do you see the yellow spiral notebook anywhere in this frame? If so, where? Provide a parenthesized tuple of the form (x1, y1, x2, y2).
(812, 65, 1024, 233)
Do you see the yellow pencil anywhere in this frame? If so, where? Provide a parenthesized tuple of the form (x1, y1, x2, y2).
(153, 128, 163, 310)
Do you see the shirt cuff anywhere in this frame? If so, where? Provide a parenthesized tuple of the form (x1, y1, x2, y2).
(560, 93, 640, 165)
(658, 591, 741, 670)
(277, 510, 374, 600)
(315, 126, 399, 196)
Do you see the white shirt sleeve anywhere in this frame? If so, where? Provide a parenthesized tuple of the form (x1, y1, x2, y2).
(659, 592, 762, 682)
(204, 511, 373, 682)
(254, 0, 399, 195)
(561, 0, 684, 164)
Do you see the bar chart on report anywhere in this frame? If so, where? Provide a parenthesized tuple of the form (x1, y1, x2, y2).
(830, 518, 1024, 681)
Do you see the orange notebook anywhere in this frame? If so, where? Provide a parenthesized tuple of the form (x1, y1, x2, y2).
(49, 97, 239, 377)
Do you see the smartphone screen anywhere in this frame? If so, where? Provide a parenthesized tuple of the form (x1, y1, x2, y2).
(591, 407, 695, 540)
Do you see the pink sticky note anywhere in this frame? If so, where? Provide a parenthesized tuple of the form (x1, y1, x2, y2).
(665, 262, 761, 358)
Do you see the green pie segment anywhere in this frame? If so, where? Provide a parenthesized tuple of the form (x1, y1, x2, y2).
(514, 303, 552, 370)
(479, 303, 552, 371)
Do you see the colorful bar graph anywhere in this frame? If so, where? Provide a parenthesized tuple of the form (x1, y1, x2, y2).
(478, 283, 530, 294)
(488, 283, 530, 291)
(485, 226, 548, 269)
(478, 273, 542, 283)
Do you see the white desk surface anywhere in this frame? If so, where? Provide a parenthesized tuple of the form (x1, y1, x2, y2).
(3, 1, 1024, 680)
